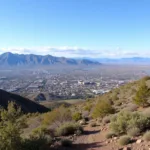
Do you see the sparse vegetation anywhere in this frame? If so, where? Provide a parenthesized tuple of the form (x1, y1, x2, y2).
(42, 105, 72, 127)
(110, 111, 150, 135)
(143, 131, 150, 141)
(56, 122, 83, 136)
(72, 112, 82, 121)
(127, 127, 140, 137)
(119, 135, 131, 146)
(92, 100, 115, 118)
(105, 132, 116, 139)
(133, 82, 150, 107)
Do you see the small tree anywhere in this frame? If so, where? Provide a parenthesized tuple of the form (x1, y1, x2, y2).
(92, 100, 115, 118)
(0, 102, 26, 150)
(133, 82, 150, 107)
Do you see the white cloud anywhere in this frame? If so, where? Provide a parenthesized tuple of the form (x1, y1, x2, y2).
(0, 46, 149, 58)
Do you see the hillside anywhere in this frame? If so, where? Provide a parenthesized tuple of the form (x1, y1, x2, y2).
(2, 77, 150, 150)
(0, 89, 49, 113)
(0, 52, 100, 66)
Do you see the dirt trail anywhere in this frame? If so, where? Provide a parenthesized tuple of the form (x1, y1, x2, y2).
(73, 124, 150, 150)
(74, 124, 119, 150)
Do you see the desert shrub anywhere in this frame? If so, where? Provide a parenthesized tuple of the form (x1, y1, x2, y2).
(72, 112, 82, 121)
(103, 116, 111, 124)
(111, 93, 119, 101)
(22, 136, 51, 150)
(119, 136, 130, 146)
(124, 104, 138, 112)
(115, 101, 122, 106)
(142, 108, 150, 117)
(90, 122, 97, 127)
(56, 122, 83, 136)
(32, 126, 49, 138)
(42, 105, 72, 127)
(110, 114, 117, 122)
(84, 104, 92, 112)
(133, 82, 150, 107)
(92, 100, 115, 118)
(127, 127, 141, 137)
(143, 131, 150, 141)
(22, 126, 52, 150)
(105, 132, 116, 139)
(0, 102, 26, 150)
(61, 139, 72, 147)
(110, 111, 150, 135)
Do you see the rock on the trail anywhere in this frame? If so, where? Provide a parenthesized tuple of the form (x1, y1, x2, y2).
(113, 137, 118, 140)
(79, 119, 86, 125)
(136, 139, 142, 144)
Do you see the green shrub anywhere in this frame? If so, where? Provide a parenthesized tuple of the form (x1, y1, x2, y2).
(127, 127, 141, 137)
(110, 111, 150, 135)
(22, 135, 51, 150)
(72, 112, 82, 121)
(143, 131, 150, 141)
(133, 82, 150, 107)
(105, 132, 116, 139)
(22, 125, 52, 150)
(119, 136, 130, 146)
(0, 102, 26, 150)
(84, 104, 92, 112)
(56, 122, 83, 136)
(92, 100, 115, 118)
(42, 105, 72, 127)
(61, 139, 72, 147)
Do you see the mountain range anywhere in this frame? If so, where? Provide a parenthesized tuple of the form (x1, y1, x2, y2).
(81, 57, 150, 64)
(0, 52, 100, 66)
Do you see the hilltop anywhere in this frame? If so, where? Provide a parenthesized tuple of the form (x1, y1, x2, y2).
(0, 89, 49, 113)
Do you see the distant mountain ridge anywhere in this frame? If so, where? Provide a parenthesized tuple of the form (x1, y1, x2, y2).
(0, 52, 100, 66)
(80, 57, 150, 64)
(0, 89, 49, 113)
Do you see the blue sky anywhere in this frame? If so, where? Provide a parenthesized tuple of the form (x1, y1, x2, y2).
(0, 0, 150, 58)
